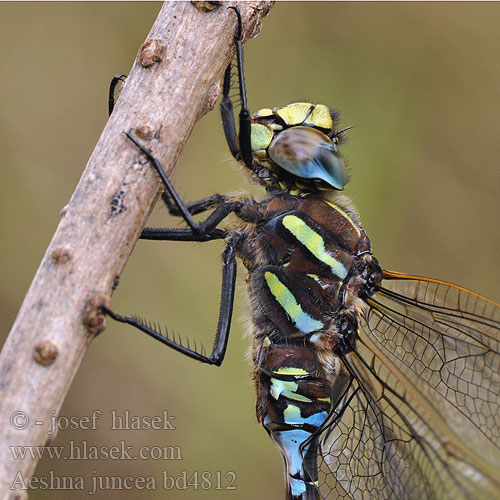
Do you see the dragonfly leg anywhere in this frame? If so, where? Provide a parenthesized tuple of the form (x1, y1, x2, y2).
(139, 201, 238, 241)
(159, 192, 227, 217)
(140, 227, 226, 242)
(220, 6, 253, 168)
(103, 237, 238, 366)
(108, 74, 127, 115)
(126, 131, 243, 234)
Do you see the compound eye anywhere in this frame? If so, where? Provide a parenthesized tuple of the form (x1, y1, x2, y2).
(268, 126, 347, 190)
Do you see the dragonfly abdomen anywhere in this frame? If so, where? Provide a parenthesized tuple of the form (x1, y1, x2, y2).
(255, 342, 333, 500)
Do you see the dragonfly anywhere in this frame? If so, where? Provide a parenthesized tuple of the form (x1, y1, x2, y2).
(105, 7, 500, 499)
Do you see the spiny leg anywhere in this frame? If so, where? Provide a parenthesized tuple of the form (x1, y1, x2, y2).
(103, 237, 238, 365)
(105, 133, 245, 363)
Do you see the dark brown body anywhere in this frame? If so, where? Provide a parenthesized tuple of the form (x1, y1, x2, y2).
(233, 192, 374, 499)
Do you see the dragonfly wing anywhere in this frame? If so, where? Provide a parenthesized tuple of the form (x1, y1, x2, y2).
(318, 271, 500, 499)
(317, 361, 417, 499)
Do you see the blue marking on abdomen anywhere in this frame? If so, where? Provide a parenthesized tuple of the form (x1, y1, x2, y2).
(290, 477, 307, 496)
(274, 429, 312, 476)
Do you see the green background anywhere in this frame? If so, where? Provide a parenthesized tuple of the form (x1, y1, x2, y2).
(1, 2, 499, 499)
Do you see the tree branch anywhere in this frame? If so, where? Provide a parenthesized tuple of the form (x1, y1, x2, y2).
(0, 1, 273, 496)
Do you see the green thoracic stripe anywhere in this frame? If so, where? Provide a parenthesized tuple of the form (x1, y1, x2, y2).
(282, 215, 348, 279)
(264, 271, 323, 334)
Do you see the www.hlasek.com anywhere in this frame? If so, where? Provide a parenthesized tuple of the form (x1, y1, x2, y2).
(10, 440, 182, 461)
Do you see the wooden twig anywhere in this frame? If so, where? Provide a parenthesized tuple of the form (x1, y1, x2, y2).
(0, 2, 273, 497)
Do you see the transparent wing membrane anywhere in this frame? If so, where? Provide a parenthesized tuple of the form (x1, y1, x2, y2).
(317, 272, 500, 499)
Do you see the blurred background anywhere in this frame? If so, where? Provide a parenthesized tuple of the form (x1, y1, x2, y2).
(1, 2, 499, 499)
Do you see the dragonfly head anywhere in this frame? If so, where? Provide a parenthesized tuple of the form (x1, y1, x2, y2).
(249, 102, 349, 192)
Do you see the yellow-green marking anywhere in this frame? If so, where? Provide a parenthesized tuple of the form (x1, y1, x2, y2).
(264, 271, 323, 333)
(282, 215, 348, 278)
